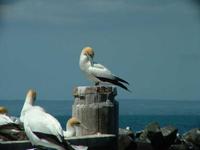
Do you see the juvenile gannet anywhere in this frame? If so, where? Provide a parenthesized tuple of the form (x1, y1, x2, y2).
(64, 117, 81, 138)
(22, 90, 75, 150)
(79, 47, 130, 91)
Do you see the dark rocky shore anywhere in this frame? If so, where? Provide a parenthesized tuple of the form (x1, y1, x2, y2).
(118, 122, 200, 150)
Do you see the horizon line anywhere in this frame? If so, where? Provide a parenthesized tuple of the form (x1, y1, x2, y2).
(0, 98, 200, 101)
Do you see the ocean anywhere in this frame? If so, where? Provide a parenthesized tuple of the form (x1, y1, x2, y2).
(0, 99, 200, 134)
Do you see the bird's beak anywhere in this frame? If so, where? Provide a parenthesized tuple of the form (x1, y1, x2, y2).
(87, 54, 94, 64)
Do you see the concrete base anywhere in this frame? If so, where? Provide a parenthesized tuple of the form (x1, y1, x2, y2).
(0, 140, 32, 150)
(67, 134, 117, 150)
(0, 134, 117, 150)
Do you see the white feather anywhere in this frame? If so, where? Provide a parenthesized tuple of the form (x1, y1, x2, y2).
(79, 52, 115, 83)
(0, 114, 14, 126)
(21, 90, 69, 150)
(23, 107, 66, 150)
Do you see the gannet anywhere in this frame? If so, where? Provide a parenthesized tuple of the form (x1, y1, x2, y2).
(64, 117, 88, 150)
(0, 106, 26, 141)
(64, 117, 81, 138)
(20, 89, 44, 123)
(79, 47, 130, 91)
(22, 90, 75, 150)
(0, 106, 14, 126)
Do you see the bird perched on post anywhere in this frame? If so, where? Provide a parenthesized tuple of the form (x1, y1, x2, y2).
(20, 89, 75, 150)
(79, 47, 130, 91)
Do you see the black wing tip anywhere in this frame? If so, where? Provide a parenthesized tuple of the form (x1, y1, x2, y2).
(126, 88, 132, 93)
(114, 76, 129, 85)
(120, 84, 132, 92)
(96, 76, 131, 92)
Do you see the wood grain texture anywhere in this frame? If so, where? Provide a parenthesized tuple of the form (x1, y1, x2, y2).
(72, 86, 119, 136)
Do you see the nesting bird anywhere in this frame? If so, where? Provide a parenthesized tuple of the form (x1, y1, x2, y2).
(79, 47, 130, 91)
(63, 117, 88, 150)
(64, 117, 81, 138)
(0, 106, 14, 126)
(21, 89, 75, 150)
(0, 106, 26, 141)
(0, 106, 8, 114)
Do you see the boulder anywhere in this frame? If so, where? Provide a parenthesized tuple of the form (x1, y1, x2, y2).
(135, 131, 143, 139)
(139, 122, 165, 150)
(119, 128, 135, 139)
(161, 126, 178, 146)
(183, 128, 200, 147)
(135, 141, 154, 150)
(118, 128, 136, 150)
(168, 144, 189, 150)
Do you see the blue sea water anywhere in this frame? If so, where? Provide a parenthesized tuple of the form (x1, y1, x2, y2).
(0, 99, 200, 134)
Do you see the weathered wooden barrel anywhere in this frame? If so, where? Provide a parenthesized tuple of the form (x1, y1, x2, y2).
(72, 86, 119, 136)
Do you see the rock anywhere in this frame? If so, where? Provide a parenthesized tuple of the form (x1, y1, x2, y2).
(139, 122, 165, 150)
(135, 131, 143, 139)
(135, 142, 154, 150)
(161, 126, 178, 146)
(119, 128, 135, 139)
(168, 144, 189, 150)
(118, 128, 136, 150)
(183, 128, 200, 147)
(118, 135, 137, 150)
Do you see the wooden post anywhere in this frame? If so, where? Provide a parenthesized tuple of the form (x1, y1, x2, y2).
(72, 86, 119, 136)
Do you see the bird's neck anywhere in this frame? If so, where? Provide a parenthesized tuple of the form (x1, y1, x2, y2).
(79, 54, 92, 70)
(25, 97, 34, 105)
(65, 125, 76, 137)
(20, 97, 34, 122)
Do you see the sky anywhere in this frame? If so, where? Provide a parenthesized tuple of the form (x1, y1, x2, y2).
(0, 0, 200, 100)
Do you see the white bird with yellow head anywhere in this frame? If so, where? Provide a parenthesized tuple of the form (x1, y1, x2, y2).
(79, 47, 130, 91)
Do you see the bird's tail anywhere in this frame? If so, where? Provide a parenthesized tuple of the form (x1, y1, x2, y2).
(114, 76, 129, 85)
(96, 77, 131, 92)
(112, 80, 131, 92)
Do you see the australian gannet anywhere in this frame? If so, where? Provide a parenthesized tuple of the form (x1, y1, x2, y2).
(20, 89, 44, 123)
(0, 106, 14, 126)
(64, 117, 88, 150)
(0, 106, 26, 141)
(64, 117, 81, 138)
(21, 90, 75, 150)
(79, 47, 130, 91)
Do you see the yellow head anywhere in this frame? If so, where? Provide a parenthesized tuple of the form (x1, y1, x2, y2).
(82, 47, 94, 58)
(26, 89, 37, 102)
(0, 106, 8, 114)
(67, 117, 81, 127)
